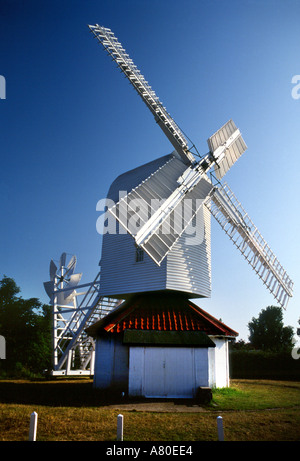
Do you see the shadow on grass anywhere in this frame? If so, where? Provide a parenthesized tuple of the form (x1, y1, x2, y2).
(0, 380, 206, 408)
(0, 380, 122, 407)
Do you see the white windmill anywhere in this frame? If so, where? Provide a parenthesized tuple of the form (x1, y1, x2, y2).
(89, 24, 293, 310)
(45, 24, 293, 377)
(44, 252, 120, 375)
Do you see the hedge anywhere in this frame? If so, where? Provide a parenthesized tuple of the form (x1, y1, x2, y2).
(229, 350, 300, 380)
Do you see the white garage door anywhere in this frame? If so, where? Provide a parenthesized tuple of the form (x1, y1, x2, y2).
(143, 347, 195, 398)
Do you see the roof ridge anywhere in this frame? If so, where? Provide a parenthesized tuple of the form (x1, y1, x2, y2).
(86, 294, 238, 337)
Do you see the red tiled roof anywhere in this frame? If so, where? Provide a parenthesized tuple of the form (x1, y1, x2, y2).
(87, 294, 238, 337)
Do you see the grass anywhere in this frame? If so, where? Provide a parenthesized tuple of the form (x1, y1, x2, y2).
(0, 379, 299, 441)
(211, 379, 300, 410)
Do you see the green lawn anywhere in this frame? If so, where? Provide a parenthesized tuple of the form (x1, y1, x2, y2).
(0, 379, 299, 441)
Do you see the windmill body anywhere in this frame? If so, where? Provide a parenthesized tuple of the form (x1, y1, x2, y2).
(99, 153, 211, 300)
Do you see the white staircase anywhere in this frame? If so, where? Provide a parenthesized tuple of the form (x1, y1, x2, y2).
(52, 272, 121, 376)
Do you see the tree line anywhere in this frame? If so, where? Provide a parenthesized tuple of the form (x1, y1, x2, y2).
(0, 276, 52, 377)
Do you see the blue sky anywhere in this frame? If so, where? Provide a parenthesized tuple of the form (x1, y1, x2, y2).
(1, 0, 299, 342)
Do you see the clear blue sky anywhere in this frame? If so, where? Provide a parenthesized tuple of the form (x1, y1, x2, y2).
(1, 0, 299, 342)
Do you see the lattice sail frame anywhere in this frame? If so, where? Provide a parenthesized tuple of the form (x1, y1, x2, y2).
(88, 24, 195, 164)
(206, 183, 293, 308)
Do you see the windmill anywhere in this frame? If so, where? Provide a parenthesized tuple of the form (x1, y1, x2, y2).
(44, 253, 81, 306)
(88, 24, 293, 309)
(44, 252, 120, 375)
(45, 24, 293, 377)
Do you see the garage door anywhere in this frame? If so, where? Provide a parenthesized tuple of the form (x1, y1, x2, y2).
(143, 347, 195, 398)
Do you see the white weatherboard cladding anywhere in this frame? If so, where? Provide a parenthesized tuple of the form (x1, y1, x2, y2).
(166, 206, 211, 298)
(128, 346, 210, 398)
(99, 153, 211, 298)
(100, 232, 168, 298)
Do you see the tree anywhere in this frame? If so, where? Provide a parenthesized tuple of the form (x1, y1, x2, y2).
(248, 306, 294, 352)
(231, 338, 252, 350)
(0, 276, 52, 375)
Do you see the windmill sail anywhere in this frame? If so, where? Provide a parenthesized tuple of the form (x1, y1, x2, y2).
(139, 175, 213, 265)
(206, 183, 293, 308)
(44, 252, 82, 305)
(207, 119, 248, 180)
(108, 155, 187, 237)
(88, 24, 195, 165)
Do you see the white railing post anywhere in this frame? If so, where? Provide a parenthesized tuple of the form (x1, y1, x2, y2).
(117, 414, 123, 441)
(29, 411, 38, 441)
(217, 416, 224, 441)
